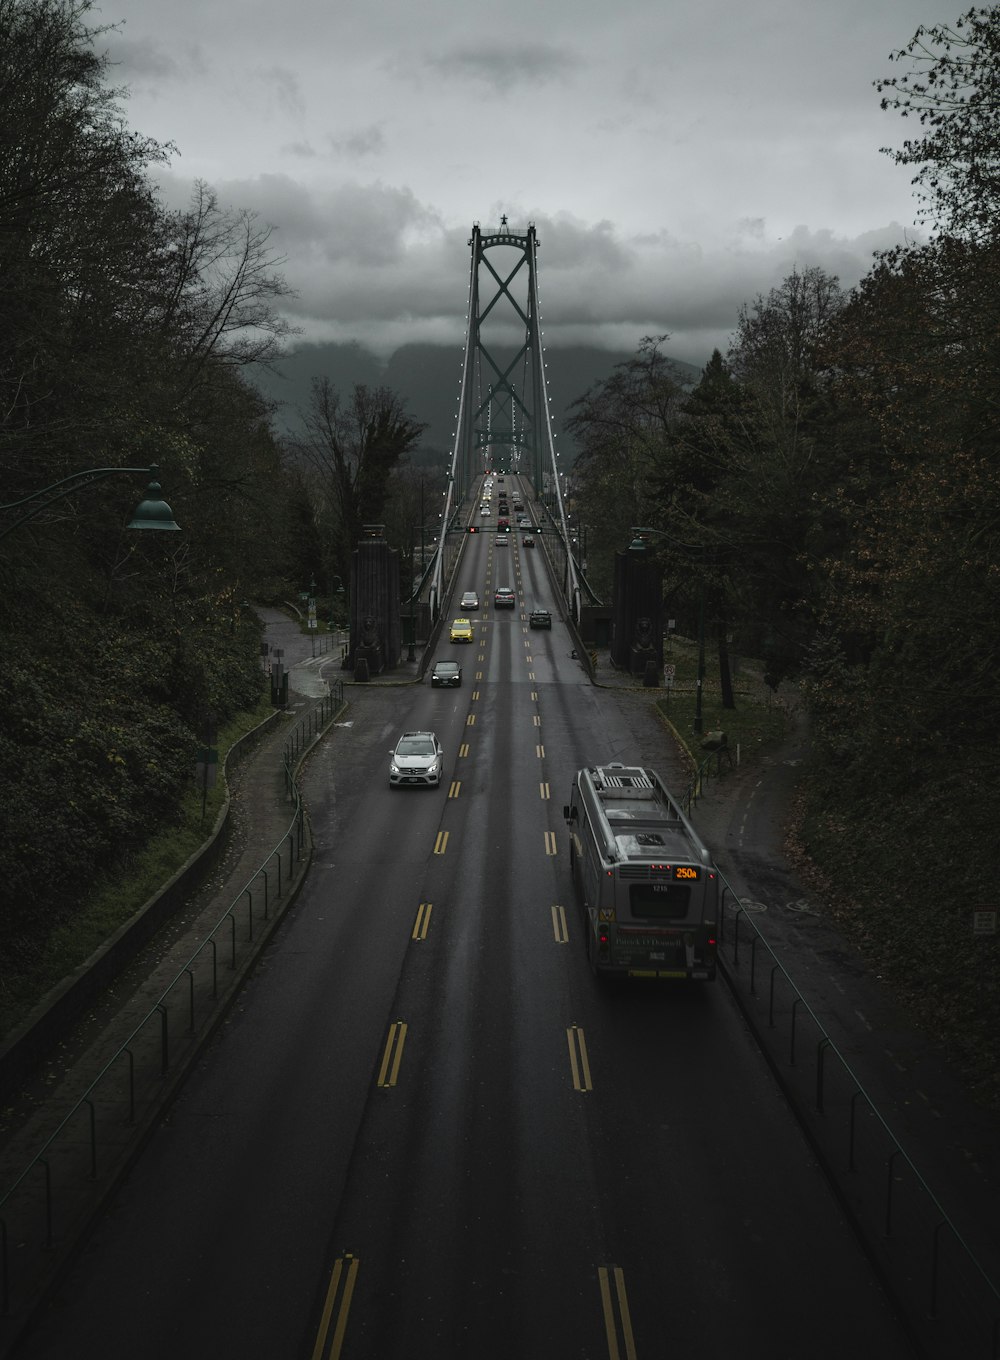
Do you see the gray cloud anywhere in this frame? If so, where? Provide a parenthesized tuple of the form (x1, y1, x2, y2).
(156, 169, 913, 367)
(103, 34, 206, 84)
(125, 0, 942, 373)
(419, 41, 578, 91)
(329, 125, 386, 159)
(254, 66, 306, 121)
(281, 141, 318, 160)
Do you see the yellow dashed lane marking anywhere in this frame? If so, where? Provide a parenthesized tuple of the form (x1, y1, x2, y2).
(434, 830, 449, 854)
(551, 904, 568, 943)
(544, 829, 558, 855)
(412, 903, 432, 940)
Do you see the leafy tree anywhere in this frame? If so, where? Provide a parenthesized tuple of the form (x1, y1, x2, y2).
(0, 0, 301, 979)
(795, 227, 1000, 1092)
(814, 232, 1000, 761)
(877, 6, 1000, 240)
(293, 378, 425, 584)
(650, 351, 756, 706)
(564, 336, 688, 597)
(0, 0, 172, 483)
(721, 268, 847, 682)
(625, 275, 847, 691)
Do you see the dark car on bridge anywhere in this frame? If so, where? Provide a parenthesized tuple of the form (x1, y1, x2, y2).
(431, 661, 462, 687)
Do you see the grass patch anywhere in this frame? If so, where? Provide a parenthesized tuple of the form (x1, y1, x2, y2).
(0, 696, 275, 1040)
(649, 635, 792, 761)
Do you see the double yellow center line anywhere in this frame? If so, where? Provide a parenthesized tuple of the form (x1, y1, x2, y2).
(598, 1265, 637, 1360)
(377, 1021, 407, 1088)
(312, 1255, 636, 1359)
(311, 1254, 359, 1360)
(566, 1025, 593, 1092)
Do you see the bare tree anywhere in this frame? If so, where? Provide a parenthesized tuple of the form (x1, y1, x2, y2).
(160, 181, 297, 389)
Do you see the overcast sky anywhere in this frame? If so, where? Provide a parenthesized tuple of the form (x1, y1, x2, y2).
(103, 0, 948, 369)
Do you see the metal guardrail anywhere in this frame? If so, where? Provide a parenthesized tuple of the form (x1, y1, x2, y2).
(683, 747, 734, 815)
(717, 870, 1000, 1359)
(0, 685, 345, 1327)
(281, 681, 343, 795)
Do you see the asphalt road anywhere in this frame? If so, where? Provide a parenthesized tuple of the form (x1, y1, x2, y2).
(13, 483, 915, 1359)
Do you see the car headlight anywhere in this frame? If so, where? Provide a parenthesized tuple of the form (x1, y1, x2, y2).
(390, 762, 400, 774)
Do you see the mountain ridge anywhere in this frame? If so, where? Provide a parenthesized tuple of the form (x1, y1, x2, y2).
(252, 340, 702, 458)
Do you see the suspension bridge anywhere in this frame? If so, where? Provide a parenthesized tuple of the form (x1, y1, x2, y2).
(429, 218, 583, 624)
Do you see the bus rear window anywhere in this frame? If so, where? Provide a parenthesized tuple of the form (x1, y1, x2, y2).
(628, 882, 691, 920)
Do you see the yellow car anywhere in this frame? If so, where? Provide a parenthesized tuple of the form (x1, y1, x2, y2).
(450, 617, 474, 643)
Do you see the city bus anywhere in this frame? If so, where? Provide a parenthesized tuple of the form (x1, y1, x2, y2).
(564, 763, 719, 979)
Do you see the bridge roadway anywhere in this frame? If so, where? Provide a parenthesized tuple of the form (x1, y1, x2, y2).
(13, 478, 915, 1358)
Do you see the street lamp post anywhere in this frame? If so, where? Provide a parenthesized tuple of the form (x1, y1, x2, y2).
(407, 515, 431, 662)
(327, 575, 345, 630)
(408, 528, 417, 663)
(407, 474, 429, 660)
(0, 464, 180, 542)
(306, 576, 317, 656)
(630, 526, 706, 734)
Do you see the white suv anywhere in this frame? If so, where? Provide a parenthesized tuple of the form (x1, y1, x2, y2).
(389, 731, 443, 788)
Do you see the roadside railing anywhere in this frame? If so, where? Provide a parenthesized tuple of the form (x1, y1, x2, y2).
(0, 686, 344, 1331)
(717, 872, 1000, 1360)
(281, 681, 343, 795)
(683, 745, 734, 814)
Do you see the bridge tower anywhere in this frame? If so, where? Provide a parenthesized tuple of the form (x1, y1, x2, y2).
(460, 217, 544, 487)
(435, 218, 579, 620)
